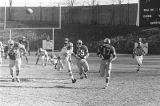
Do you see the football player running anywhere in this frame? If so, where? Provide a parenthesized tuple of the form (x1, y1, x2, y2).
(35, 48, 49, 66)
(7, 40, 26, 82)
(19, 36, 30, 55)
(58, 38, 76, 83)
(97, 38, 117, 89)
(73, 40, 89, 79)
(133, 41, 146, 72)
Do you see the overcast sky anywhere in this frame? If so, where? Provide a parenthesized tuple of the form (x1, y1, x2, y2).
(0, 0, 138, 7)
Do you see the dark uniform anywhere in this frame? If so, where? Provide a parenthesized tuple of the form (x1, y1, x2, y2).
(97, 44, 116, 77)
(74, 44, 89, 79)
(97, 38, 117, 89)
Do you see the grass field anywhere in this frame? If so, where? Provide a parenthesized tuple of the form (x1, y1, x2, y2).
(1, 53, 160, 106)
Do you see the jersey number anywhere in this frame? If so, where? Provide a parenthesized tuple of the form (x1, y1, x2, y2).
(103, 48, 110, 55)
(78, 49, 84, 56)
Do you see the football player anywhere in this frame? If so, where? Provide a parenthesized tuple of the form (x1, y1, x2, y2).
(97, 38, 117, 89)
(19, 36, 30, 55)
(73, 40, 89, 79)
(35, 48, 49, 66)
(7, 40, 26, 82)
(58, 38, 76, 83)
(133, 42, 146, 72)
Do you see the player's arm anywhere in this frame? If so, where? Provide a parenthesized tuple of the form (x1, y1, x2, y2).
(83, 45, 89, 59)
(97, 45, 101, 56)
(26, 40, 30, 49)
(72, 47, 79, 59)
(132, 48, 136, 58)
(19, 43, 27, 53)
(97, 45, 104, 58)
(141, 47, 146, 56)
(66, 43, 73, 55)
(110, 46, 117, 62)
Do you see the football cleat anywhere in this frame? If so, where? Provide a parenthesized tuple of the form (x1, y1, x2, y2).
(80, 76, 83, 79)
(103, 83, 109, 89)
(11, 78, 15, 82)
(72, 79, 76, 83)
(16, 78, 20, 83)
(84, 74, 88, 79)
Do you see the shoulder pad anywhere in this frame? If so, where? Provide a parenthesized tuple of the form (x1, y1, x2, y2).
(69, 42, 73, 47)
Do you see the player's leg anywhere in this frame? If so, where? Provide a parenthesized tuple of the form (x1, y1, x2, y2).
(44, 55, 48, 66)
(27, 47, 30, 55)
(69, 55, 73, 65)
(4, 51, 8, 59)
(0, 55, 2, 65)
(15, 58, 22, 82)
(24, 54, 29, 63)
(135, 56, 143, 72)
(66, 57, 76, 83)
(35, 55, 40, 64)
(56, 58, 64, 71)
(76, 60, 83, 79)
(9, 60, 15, 82)
(41, 55, 45, 66)
(99, 60, 106, 77)
(105, 62, 112, 88)
(81, 59, 89, 79)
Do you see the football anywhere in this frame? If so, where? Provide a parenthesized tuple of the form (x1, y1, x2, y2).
(26, 8, 33, 14)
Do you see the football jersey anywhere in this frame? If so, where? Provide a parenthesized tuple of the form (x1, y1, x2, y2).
(8, 43, 21, 60)
(133, 46, 145, 56)
(38, 49, 48, 56)
(64, 42, 73, 50)
(19, 40, 29, 48)
(62, 42, 73, 55)
(74, 45, 89, 59)
(97, 44, 115, 60)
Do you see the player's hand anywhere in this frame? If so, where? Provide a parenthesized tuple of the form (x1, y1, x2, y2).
(98, 54, 103, 59)
(108, 58, 113, 63)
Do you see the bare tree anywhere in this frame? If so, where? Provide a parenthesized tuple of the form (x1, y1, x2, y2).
(117, 0, 124, 4)
(91, 0, 97, 6)
(88, 0, 98, 6)
(82, 0, 91, 6)
(112, 0, 124, 4)
(66, 0, 77, 6)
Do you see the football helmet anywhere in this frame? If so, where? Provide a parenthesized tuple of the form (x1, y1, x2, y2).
(8, 40, 14, 44)
(103, 38, 111, 44)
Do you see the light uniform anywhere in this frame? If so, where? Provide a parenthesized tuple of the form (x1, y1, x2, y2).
(35, 48, 49, 66)
(133, 45, 145, 71)
(58, 41, 76, 83)
(74, 45, 89, 77)
(7, 42, 26, 82)
(58, 42, 73, 71)
(0, 42, 4, 65)
(97, 44, 116, 78)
